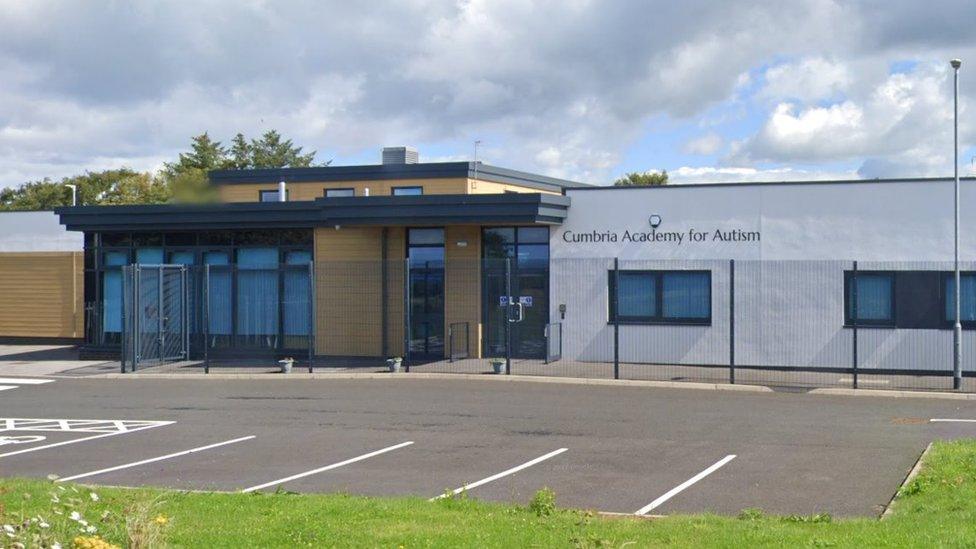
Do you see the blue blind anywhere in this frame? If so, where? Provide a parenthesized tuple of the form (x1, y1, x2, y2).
(662, 272, 710, 319)
(283, 251, 311, 336)
(849, 274, 893, 321)
(236, 248, 279, 336)
(169, 251, 195, 265)
(203, 252, 232, 335)
(617, 273, 655, 317)
(101, 252, 128, 333)
(135, 248, 164, 264)
(945, 274, 976, 322)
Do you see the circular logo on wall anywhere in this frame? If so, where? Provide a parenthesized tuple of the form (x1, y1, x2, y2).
(648, 214, 662, 228)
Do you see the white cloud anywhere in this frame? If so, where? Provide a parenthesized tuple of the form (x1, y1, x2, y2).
(762, 57, 852, 102)
(670, 165, 858, 184)
(683, 132, 724, 155)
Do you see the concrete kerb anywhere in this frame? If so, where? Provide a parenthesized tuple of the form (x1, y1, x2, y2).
(82, 370, 976, 400)
(881, 442, 932, 519)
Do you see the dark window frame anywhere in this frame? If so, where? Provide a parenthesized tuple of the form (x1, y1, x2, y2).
(324, 187, 355, 198)
(392, 186, 423, 196)
(843, 270, 896, 328)
(940, 271, 976, 329)
(258, 189, 289, 202)
(608, 269, 712, 326)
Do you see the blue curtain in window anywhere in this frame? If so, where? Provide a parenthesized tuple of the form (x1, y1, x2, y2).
(945, 275, 976, 322)
(283, 251, 312, 337)
(102, 252, 128, 333)
(135, 248, 164, 265)
(236, 248, 279, 339)
(204, 252, 232, 336)
(169, 252, 195, 334)
(850, 274, 893, 321)
(662, 272, 710, 319)
(617, 273, 655, 318)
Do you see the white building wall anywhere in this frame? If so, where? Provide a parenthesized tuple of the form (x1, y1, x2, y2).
(550, 180, 976, 375)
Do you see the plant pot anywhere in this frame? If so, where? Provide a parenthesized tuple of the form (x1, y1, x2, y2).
(387, 358, 402, 373)
(490, 360, 506, 375)
(278, 359, 294, 374)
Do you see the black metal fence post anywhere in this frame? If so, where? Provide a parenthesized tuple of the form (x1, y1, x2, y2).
(203, 264, 210, 374)
(133, 265, 140, 372)
(403, 258, 411, 372)
(852, 260, 858, 389)
(308, 262, 315, 373)
(729, 259, 735, 384)
(613, 257, 620, 380)
(505, 257, 512, 375)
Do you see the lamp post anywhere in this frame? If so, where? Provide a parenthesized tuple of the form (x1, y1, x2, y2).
(951, 58, 962, 389)
(65, 184, 77, 206)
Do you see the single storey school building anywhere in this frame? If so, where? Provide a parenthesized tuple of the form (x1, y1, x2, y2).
(1, 147, 974, 385)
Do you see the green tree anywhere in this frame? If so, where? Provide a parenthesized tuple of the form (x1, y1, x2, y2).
(225, 133, 253, 170)
(613, 170, 668, 186)
(163, 132, 227, 176)
(0, 168, 159, 210)
(100, 172, 172, 205)
(249, 130, 316, 168)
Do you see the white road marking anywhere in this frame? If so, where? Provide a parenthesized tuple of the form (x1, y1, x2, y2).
(931, 418, 976, 423)
(0, 386, 15, 392)
(242, 441, 414, 493)
(634, 455, 737, 516)
(431, 448, 569, 501)
(0, 378, 53, 385)
(0, 421, 174, 458)
(57, 435, 256, 482)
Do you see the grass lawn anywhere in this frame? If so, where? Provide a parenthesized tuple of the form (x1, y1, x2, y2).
(1, 440, 974, 548)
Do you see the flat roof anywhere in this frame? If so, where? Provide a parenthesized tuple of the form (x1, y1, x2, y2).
(55, 193, 572, 232)
(208, 161, 591, 193)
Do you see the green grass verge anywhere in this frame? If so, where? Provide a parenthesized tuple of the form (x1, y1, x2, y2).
(2, 440, 975, 548)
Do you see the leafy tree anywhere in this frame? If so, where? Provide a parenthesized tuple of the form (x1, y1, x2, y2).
(163, 132, 227, 176)
(613, 170, 669, 186)
(164, 168, 217, 204)
(248, 130, 316, 168)
(225, 133, 252, 170)
(0, 169, 157, 210)
(100, 172, 172, 205)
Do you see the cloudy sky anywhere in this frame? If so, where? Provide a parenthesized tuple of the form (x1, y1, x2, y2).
(1, 0, 975, 187)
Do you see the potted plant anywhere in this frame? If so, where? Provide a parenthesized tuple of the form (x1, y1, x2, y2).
(278, 357, 295, 374)
(386, 357, 403, 373)
(489, 358, 506, 375)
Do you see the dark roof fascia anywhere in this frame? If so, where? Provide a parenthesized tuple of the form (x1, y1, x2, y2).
(55, 201, 321, 232)
(208, 162, 590, 192)
(55, 193, 571, 232)
(316, 193, 571, 226)
(568, 176, 976, 192)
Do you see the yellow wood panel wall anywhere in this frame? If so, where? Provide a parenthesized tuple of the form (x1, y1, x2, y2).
(466, 179, 560, 195)
(218, 178, 470, 202)
(313, 227, 409, 357)
(444, 226, 482, 358)
(0, 252, 83, 339)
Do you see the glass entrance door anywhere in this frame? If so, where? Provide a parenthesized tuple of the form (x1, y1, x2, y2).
(408, 229, 445, 359)
(482, 227, 550, 359)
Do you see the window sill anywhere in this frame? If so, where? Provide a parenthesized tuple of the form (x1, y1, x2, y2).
(608, 320, 711, 327)
(842, 324, 895, 330)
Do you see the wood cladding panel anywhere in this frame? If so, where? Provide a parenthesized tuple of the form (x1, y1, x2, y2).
(0, 252, 83, 338)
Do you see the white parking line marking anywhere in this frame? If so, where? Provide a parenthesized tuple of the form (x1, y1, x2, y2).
(242, 441, 414, 493)
(931, 418, 976, 423)
(57, 436, 256, 482)
(0, 378, 53, 385)
(0, 386, 15, 392)
(431, 448, 568, 501)
(634, 455, 736, 516)
(0, 421, 174, 458)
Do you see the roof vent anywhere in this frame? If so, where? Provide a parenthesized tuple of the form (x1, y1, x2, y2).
(382, 146, 419, 165)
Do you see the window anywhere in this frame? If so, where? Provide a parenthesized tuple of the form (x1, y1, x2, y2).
(844, 271, 895, 326)
(392, 186, 423, 196)
(325, 188, 355, 198)
(944, 273, 976, 325)
(609, 270, 711, 324)
(259, 189, 287, 202)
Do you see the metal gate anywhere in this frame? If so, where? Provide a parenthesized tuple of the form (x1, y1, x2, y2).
(121, 265, 189, 371)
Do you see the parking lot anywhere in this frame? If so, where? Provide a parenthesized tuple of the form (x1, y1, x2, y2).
(2, 374, 976, 517)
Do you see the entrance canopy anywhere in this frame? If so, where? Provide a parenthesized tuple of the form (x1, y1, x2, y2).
(56, 193, 571, 231)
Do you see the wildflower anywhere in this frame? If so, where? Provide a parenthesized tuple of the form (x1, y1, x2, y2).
(40, 521, 50, 529)
(153, 514, 168, 525)
(53, 544, 62, 549)
(89, 492, 99, 502)
(3, 524, 14, 533)
(86, 525, 97, 534)
(70, 511, 81, 521)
